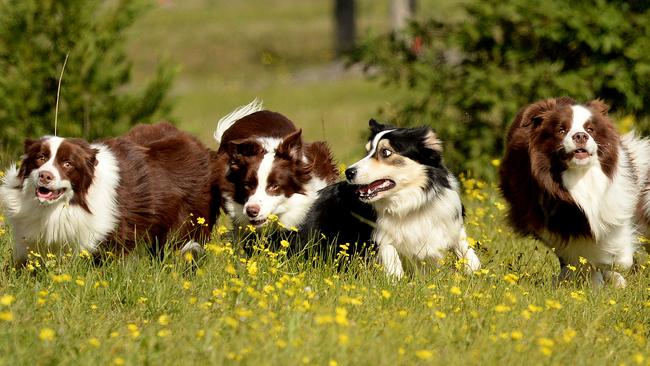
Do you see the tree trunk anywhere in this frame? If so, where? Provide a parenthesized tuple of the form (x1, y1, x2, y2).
(391, 0, 417, 31)
(334, 0, 356, 56)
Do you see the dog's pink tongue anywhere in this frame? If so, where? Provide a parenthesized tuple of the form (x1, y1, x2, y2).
(37, 187, 56, 200)
(574, 151, 589, 160)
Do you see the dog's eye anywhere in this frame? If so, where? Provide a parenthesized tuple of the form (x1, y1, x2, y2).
(267, 184, 279, 192)
(62, 161, 73, 169)
(558, 128, 566, 135)
(380, 148, 392, 158)
(36, 155, 46, 164)
(586, 127, 594, 134)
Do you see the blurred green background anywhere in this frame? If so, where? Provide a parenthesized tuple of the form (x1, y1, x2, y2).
(123, 0, 459, 163)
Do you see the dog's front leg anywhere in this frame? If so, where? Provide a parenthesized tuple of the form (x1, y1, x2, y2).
(379, 244, 403, 278)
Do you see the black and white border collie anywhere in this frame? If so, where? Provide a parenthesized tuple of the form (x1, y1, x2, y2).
(1, 123, 220, 266)
(500, 98, 650, 287)
(214, 100, 339, 230)
(345, 120, 481, 277)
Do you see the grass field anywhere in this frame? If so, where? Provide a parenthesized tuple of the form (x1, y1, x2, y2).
(2, 1, 650, 365)
(1, 177, 649, 365)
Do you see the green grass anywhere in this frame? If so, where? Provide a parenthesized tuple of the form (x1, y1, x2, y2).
(1, 179, 649, 365)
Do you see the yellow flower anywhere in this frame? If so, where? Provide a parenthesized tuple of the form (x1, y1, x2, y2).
(503, 273, 519, 285)
(335, 307, 349, 326)
(510, 331, 523, 340)
(381, 290, 391, 299)
(578, 256, 588, 264)
(113, 357, 125, 365)
(158, 314, 170, 326)
(39, 327, 56, 341)
(0, 294, 15, 306)
(537, 337, 555, 348)
(217, 225, 229, 235)
(157, 329, 172, 337)
(51, 273, 72, 283)
(75, 278, 85, 286)
(338, 333, 349, 346)
(562, 328, 577, 343)
(182, 281, 191, 290)
(247, 261, 258, 276)
(196, 217, 206, 225)
(268, 214, 279, 222)
(545, 299, 562, 310)
(494, 304, 511, 313)
(491, 159, 501, 167)
(435, 311, 446, 319)
(450, 286, 462, 295)
(280, 240, 290, 248)
(415, 350, 434, 360)
(0, 311, 13, 321)
(329, 360, 338, 366)
(88, 338, 101, 348)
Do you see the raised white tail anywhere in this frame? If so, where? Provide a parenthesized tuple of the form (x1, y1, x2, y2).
(214, 98, 264, 144)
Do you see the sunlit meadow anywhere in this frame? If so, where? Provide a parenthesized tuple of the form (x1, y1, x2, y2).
(1, 166, 649, 366)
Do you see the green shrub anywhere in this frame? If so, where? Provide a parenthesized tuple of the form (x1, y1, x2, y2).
(0, 0, 175, 157)
(349, 0, 650, 178)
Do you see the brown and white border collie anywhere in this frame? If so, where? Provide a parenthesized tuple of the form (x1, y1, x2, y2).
(345, 120, 481, 278)
(500, 97, 650, 287)
(1, 122, 220, 266)
(214, 100, 339, 230)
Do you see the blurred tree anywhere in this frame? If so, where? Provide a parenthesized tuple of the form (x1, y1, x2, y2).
(349, 0, 650, 178)
(0, 0, 175, 155)
(334, 0, 357, 56)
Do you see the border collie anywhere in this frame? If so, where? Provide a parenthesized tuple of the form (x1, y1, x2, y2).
(213, 100, 339, 231)
(345, 120, 481, 278)
(1, 122, 220, 266)
(500, 98, 650, 287)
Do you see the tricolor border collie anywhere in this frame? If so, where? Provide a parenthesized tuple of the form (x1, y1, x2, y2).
(500, 97, 650, 287)
(1, 122, 220, 266)
(345, 120, 481, 277)
(213, 100, 339, 231)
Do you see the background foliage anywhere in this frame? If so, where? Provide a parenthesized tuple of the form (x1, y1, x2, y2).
(0, 0, 175, 156)
(350, 0, 650, 177)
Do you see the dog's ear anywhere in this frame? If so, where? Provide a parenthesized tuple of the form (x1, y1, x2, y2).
(519, 97, 573, 128)
(369, 119, 390, 134)
(226, 139, 264, 157)
(276, 129, 303, 161)
(23, 138, 39, 153)
(586, 99, 610, 116)
(422, 128, 443, 152)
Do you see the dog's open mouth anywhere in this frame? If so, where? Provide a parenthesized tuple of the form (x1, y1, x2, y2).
(356, 179, 396, 200)
(573, 148, 591, 160)
(36, 186, 66, 201)
(249, 218, 267, 227)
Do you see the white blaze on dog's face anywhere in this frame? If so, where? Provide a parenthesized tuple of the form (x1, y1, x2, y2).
(241, 130, 311, 226)
(562, 105, 599, 167)
(347, 124, 443, 202)
(18, 136, 99, 211)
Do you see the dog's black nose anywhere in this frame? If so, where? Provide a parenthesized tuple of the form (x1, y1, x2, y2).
(345, 167, 357, 181)
(572, 132, 588, 144)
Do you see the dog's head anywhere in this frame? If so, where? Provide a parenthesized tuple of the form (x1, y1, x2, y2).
(507, 98, 620, 193)
(17, 137, 98, 212)
(224, 130, 312, 226)
(345, 119, 448, 203)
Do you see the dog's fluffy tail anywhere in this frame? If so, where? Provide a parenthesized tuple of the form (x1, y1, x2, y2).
(214, 98, 264, 144)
